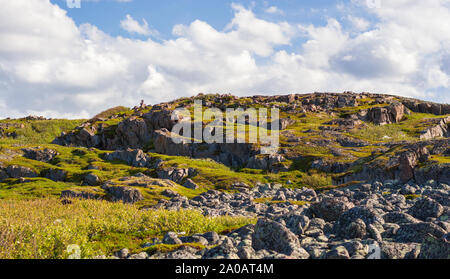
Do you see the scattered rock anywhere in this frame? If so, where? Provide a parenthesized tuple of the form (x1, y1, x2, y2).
(101, 185, 144, 204)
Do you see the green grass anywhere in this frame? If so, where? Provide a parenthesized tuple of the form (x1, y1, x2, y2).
(92, 106, 130, 119)
(0, 119, 85, 145)
(0, 198, 255, 259)
(347, 112, 450, 143)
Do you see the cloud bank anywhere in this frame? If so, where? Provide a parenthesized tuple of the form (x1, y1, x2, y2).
(0, 0, 449, 119)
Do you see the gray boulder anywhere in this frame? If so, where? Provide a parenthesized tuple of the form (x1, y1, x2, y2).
(408, 197, 444, 221)
(252, 218, 307, 258)
(6, 165, 38, 178)
(395, 222, 446, 243)
(84, 173, 101, 186)
(310, 197, 355, 222)
(162, 232, 182, 245)
(104, 149, 149, 167)
(22, 148, 58, 163)
(418, 235, 450, 259)
(101, 185, 144, 204)
(183, 178, 199, 189)
(45, 168, 67, 182)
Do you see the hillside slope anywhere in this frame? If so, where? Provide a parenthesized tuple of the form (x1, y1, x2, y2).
(0, 92, 449, 259)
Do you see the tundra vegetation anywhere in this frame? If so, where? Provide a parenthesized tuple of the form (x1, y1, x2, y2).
(0, 92, 449, 259)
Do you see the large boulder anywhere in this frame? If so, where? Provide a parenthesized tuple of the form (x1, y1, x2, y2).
(157, 168, 190, 184)
(22, 148, 58, 163)
(84, 173, 101, 186)
(334, 206, 384, 239)
(310, 197, 355, 222)
(408, 197, 444, 221)
(101, 185, 144, 204)
(252, 218, 308, 258)
(45, 168, 68, 182)
(104, 149, 149, 168)
(379, 241, 421, 259)
(202, 237, 239, 259)
(418, 235, 450, 259)
(365, 103, 405, 125)
(395, 222, 446, 243)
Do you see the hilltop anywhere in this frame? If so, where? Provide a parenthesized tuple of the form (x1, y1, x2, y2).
(0, 92, 449, 259)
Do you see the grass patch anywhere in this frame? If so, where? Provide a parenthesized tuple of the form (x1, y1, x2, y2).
(0, 198, 254, 259)
(0, 119, 85, 145)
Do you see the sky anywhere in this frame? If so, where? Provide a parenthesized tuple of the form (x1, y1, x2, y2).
(0, 0, 450, 119)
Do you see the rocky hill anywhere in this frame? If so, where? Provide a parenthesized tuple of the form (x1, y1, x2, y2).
(0, 92, 449, 259)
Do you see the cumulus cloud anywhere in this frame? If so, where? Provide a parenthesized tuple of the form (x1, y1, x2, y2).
(0, 0, 449, 119)
(120, 14, 158, 36)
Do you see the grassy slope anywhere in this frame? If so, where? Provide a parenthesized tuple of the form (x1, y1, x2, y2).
(0, 98, 449, 258)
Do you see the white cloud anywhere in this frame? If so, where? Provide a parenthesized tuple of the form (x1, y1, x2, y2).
(346, 15, 370, 31)
(265, 6, 284, 15)
(0, 0, 449, 119)
(120, 14, 158, 36)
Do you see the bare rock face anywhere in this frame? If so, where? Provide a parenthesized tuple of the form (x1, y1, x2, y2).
(420, 116, 450, 140)
(398, 146, 430, 183)
(115, 117, 150, 149)
(153, 128, 192, 157)
(6, 165, 38, 178)
(246, 154, 286, 172)
(364, 103, 406, 125)
(22, 148, 58, 163)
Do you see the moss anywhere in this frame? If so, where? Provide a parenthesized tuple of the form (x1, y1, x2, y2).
(404, 194, 421, 200)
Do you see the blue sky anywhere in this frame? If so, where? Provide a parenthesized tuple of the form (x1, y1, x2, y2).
(0, 0, 449, 118)
(56, 0, 337, 37)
